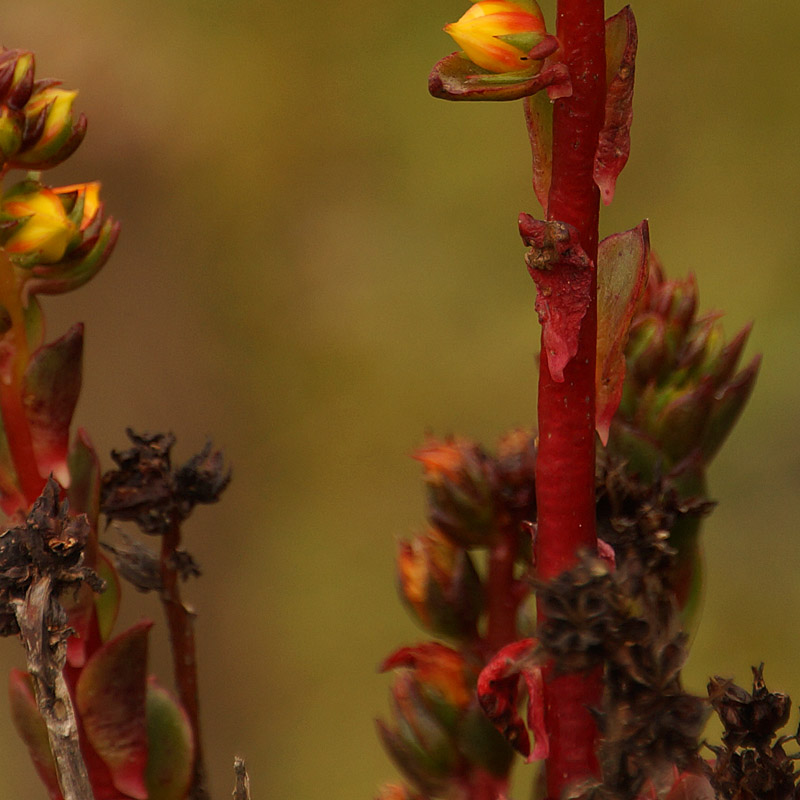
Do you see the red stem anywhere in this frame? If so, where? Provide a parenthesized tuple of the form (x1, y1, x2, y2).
(485, 526, 522, 655)
(160, 520, 210, 800)
(534, 1, 606, 798)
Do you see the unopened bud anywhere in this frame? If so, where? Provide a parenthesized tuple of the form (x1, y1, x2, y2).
(397, 527, 483, 639)
(0, 49, 35, 110)
(414, 437, 496, 547)
(444, 0, 547, 74)
(13, 82, 86, 169)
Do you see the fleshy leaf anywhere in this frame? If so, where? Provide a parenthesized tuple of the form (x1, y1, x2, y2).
(595, 220, 649, 444)
(519, 214, 592, 381)
(523, 90, 553, 210)
(94, 551, 121, 643)
(8, 669, 61, 800)
(429, 50, 569, 102)
(594, 6, 638, 205)
(76, 620, 152, 800)
(476, 638, 547, 761)
(23, 322, 83, 486)
(145, 679, 195, 800)
(21, 217, 120, 304)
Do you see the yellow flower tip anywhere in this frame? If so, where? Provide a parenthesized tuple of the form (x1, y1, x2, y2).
(445, 0, 547, 74)
(2, 188, 76, 264)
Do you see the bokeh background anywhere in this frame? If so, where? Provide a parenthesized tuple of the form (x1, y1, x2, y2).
(0, 0, 797, 797)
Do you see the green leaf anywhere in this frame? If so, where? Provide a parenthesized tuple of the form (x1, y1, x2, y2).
(76, 620, 152, 800)
(146, 679, 195, 800)
(94, 552, 121, 643)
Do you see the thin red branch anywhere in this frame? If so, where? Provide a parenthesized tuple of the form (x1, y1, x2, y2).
(534, 1, 606, 797)
(485, 526, 521, 655)
(160, 520, 210, 800)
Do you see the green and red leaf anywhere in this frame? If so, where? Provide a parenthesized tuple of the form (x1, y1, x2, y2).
(595, 220, 649, 444)
(145, 679, 194, 800)
(429, 50, 570, 102)
(75, 620, 152, 800)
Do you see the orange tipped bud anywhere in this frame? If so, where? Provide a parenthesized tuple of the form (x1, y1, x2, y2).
(444, 0, 546, 73)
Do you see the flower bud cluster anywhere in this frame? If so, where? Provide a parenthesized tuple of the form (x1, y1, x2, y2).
(377, 644, 514, 797)
(0, 49, 86, 172)
(414, 431, 537, 550)
(611, 255, 759, 482)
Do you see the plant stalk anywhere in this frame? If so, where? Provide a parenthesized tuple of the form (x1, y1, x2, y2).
(534, 0, 606, 797)
(160, 519, 210, 800)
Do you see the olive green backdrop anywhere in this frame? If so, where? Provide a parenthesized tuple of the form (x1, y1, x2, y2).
(0, 1, 797, 797)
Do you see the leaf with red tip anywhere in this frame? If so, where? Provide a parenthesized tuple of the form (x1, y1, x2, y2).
(76, 620, 152, 800)
(476, 638, 546, 761)
(8, 669, 61, 800)
(594, 6, 638, 205)
(519, 214, 592, 382)
(523, 91, 553, 211)
(23, 322, 83, 487)
(145, 679, 195, 800)
(429, 50, 570, 102)
(596, 220, 650, 444)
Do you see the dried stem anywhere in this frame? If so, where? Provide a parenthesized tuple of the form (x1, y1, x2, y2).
(233, 757, 251, 800)
(160, 518, 210, 800)
(14, 576, 95, 800)
(534, 0, 607, 797)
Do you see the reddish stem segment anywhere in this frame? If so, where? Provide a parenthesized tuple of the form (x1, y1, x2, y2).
(160, 521, 210, 800)
(534, 1, 606, 798)
(485, 526, 522, 655)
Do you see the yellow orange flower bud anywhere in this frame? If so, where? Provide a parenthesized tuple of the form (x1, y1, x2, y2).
(12, 84, 86, 169)
(1, 185, 76, 264)
(444, 0, 546, 74)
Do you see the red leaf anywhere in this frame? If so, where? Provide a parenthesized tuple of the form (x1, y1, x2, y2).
(76, 620, 152, 800)
(595, 220, 650, 444)
(523, 92, 553, 211)
(476, 638, 547, 761)
(519, 214, 592, 382)
(594, 6, 638, 205)
(23, 322, 83, 487)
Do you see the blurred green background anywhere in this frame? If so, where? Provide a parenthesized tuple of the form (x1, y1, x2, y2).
(0, 0, 798, 797)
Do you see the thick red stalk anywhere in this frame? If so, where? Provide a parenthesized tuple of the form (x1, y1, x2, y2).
(534, 1, 606, 798)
